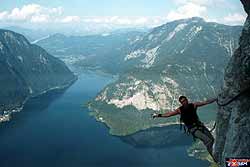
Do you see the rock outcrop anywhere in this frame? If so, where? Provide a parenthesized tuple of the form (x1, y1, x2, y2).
(214, 0, 250, 166)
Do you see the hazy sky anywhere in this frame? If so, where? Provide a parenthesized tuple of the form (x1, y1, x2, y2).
(0, 0, 247, 31)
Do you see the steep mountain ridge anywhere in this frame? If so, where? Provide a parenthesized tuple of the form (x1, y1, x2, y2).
(123, 17, 241, 70)
(0, 29, 77, 119)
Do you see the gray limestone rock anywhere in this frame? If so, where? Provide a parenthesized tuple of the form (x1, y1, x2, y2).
(214, 0, 250, 166)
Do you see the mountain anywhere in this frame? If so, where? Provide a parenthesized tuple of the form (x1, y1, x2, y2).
(36, 31, 145, 74)
(0, 29, 77, 119)
(87, 17, 242, 136)
(122, 17, 241, 70)
(214, 0, 250, 166)
(2, 26, 51, 42)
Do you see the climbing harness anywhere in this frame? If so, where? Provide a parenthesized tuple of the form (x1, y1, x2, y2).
(180, 121, 207, 141)
(154, 86, 250, 142)
(216, 86, 250, 106)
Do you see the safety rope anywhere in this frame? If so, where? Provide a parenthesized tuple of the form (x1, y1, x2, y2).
(209, 122, 216, 132)
(216, 86, 250, 106)
(177, 86, 250, 138)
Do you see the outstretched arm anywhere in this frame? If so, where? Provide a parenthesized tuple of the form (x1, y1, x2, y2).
(193, 98, 217, 108)
(153, 108, 181, 118)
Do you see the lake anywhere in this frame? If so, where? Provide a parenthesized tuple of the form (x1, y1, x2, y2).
(0, 72, 209, 167)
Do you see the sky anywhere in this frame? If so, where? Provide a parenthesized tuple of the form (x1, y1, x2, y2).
(0, 0, 247, 33)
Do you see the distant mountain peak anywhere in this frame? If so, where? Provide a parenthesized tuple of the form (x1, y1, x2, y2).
(51, 33, 67, 39)
(180, 16, 204, 22)
(187, 17, 205, 22)
(172, 17, 205, 25)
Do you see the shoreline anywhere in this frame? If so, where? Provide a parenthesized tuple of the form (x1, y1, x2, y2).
(0, 76, 77, 124)
(89, 105, 216, 166)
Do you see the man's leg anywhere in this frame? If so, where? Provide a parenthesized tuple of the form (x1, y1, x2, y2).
(202, 127, 215, 157)
(190, 126, 217, 162)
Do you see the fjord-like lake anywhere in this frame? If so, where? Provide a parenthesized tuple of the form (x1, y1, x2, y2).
(0, 72, 209, 167)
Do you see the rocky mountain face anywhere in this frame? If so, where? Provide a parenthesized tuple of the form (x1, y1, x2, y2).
(122, 17, 241, 70)
(88, 17, 242, 136)
(36, 31, 144, 74)
(214, 0, 250, 166)
(0, 29, 77, 113)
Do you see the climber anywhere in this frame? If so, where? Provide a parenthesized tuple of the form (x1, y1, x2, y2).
(152, 96, 218, 162)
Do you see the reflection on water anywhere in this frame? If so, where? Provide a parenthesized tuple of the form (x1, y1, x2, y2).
(120, 125, 193, 148)
(23, 88, 67, 112)
(0, 87, 67, 136)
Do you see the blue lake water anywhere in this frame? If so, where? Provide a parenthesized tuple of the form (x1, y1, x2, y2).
(0, 72, 209, 167)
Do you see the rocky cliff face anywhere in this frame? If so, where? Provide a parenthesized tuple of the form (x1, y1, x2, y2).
(214, 0, 250, 166)
(0, 29, 77, 113)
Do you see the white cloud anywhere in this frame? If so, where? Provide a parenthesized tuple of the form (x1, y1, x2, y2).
(134, 17, 148, 25)
(82, 16, 166, 27)
(49, 7, 63, 15)
(0, 1, 246, 30)
(0, 4, 63, 23)
(205, 13, 246, 26)
(61, 16, 81, 23)
(31, 14, 49, 23)
(166, 2, 207, 21)
(0, 11, 8, 20)
(116, 18, 132, 25)
(8, 4, 42, 21)
(223, 13, 246, 25)
(165, 0, 246, 25)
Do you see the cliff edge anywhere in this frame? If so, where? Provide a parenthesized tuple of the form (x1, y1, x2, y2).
(214, 0, 250, 166)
